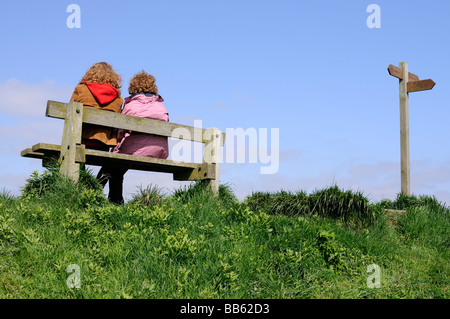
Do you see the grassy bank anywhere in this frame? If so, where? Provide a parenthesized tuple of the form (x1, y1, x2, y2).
(0, 168, 449, 298)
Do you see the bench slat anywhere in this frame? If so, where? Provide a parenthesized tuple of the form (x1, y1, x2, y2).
(25, 143, 215, 181)
(46, 101, 225, 146)
(21, 148, 45, 159)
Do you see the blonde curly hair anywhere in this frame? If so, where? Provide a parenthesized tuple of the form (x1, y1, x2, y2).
(128, 70, 158, 95)
(80, 62, 122, 93)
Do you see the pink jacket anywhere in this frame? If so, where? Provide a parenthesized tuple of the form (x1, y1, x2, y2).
(113, 94, 169, 159)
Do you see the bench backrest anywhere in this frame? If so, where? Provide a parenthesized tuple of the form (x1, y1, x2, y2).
(45, 100, 224, 192)
(46, 100, 225, 146)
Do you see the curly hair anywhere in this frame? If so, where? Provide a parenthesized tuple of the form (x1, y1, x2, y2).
(80, 62, 122, 92)
(128, 70, 158, 95)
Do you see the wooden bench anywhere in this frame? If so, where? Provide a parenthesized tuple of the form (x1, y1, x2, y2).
(21, 100, 225, 194)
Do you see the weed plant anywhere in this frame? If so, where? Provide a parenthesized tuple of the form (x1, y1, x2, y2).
(128, 184, 166, 208)
(20, 165, 106, 209)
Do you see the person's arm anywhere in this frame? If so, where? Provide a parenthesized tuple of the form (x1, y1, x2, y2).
(145, 104, 169, 122)
(116, 129, 125, 141)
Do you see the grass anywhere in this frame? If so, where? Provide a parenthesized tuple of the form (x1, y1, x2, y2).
(245, 186, 376, 229)
(0, 169, 448, 298)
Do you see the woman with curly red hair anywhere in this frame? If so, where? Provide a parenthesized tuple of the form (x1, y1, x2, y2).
(70, 62, 124, 203)
(100, 70, 169, 204)
(70, 62, 124, 149)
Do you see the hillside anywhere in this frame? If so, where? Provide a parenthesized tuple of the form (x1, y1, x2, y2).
(0, 168, 449, 299)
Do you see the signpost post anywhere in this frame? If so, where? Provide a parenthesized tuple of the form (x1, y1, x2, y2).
(388, 62, 435, 196)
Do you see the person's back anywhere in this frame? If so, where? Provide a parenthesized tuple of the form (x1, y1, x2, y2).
(114, 91, 169, 158)
(70, 62, 123, 149)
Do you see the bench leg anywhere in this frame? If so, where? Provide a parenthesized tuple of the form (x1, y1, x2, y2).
(60, 101, 83, 183)
(202, 178, 219, 195)
(202, 128, 221, 196)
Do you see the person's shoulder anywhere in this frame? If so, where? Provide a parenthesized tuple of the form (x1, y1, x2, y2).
(73, 83, 89, 94)
(74, 83, 87, 89)
(109, 95, 124, 112)
(70, 83, 88, 101)
(113, 95, 124, 105)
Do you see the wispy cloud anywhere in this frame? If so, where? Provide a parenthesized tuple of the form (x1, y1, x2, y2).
(0, 78, 73, 118)
(221, 158, 450, 204)
(233, 92, 258, 104)
(0, 172, 29, 195)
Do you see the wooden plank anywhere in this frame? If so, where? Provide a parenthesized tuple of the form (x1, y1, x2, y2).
(31, 143, 85, 163)
(21, 148, 59, 169)
(46, 100, 226, 146)
(407, 79, 436, 93)
(83, 149, 216, 181)
(30, 143, 216, 180)
(45, 100, 66, 118)
(388, 64, 419, 81)
(399, 62, 411, 196)
(59, 102, 83, 182)
(20, 148, 44, 159)
(173, 163, 216, 181)
(31, 143, 60, 153)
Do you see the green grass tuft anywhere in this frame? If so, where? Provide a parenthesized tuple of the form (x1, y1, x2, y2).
(245, 185, 375, 224)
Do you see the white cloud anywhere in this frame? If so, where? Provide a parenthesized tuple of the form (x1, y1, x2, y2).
(0, 119, 63, 149)
(0, 79, 73, 194)
(0, 78, 73, 118)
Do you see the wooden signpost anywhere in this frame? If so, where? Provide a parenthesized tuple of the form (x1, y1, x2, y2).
(388, 62, 436, 196)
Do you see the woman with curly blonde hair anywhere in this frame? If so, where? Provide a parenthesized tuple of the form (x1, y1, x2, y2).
(99, 70, 169, 204)
(70, 62, 123, 149)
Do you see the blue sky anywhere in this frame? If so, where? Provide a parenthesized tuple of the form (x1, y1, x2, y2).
(1, 0, 449, 204)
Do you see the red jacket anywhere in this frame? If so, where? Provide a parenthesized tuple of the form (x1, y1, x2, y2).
(70, 82, 123, 146)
